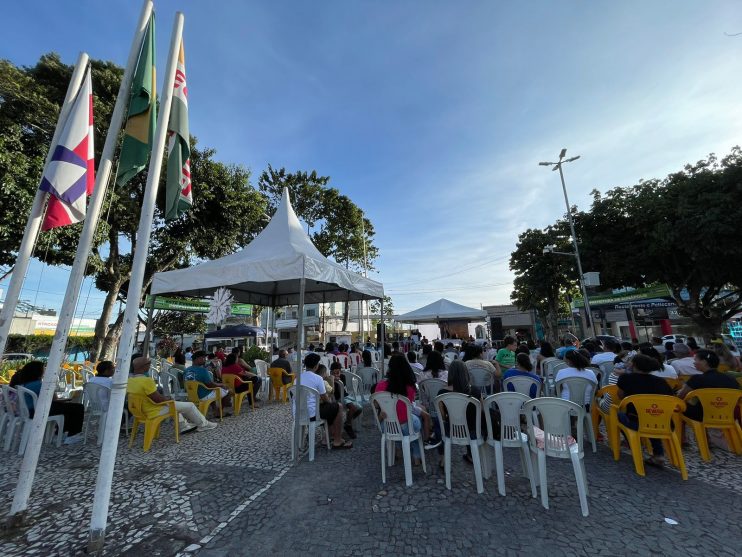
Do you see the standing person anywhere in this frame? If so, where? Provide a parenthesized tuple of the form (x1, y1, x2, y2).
(677, 350, 741, 421)
(615, 354, 675, 468)
(295, 353, 352, 450)
(184, 351, 232, 415)
(10, 361, 86, 444)
(494, 336, 517, 376)
(128, 356, 217, 433)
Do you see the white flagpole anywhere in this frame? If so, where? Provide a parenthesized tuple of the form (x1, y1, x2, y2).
(0, 51, 89, 357)
(7, 0, 154, 523)
(88, 12, 184, 551)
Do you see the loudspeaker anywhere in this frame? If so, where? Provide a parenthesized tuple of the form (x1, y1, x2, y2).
(376, 322, 387, 339)
(490, 317, 503, 340)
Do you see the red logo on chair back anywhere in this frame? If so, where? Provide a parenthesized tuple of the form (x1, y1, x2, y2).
(710, 397, 727, 409)
(645, 403, 664, 416)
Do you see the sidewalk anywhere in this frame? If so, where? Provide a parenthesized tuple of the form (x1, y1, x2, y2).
(1, 402, 740, 556)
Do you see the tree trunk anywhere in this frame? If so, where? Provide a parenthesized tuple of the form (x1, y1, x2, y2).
(342, 300, 350, 331)
(92, 277, 124, 361)
(100, 312, 125, 361)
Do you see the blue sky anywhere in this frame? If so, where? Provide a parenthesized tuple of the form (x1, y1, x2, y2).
(2, 1, 742, 318)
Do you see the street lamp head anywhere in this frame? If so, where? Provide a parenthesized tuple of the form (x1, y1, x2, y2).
(564, 155, 580, 163)
(559, 148, 567, 159)
(538, 162, 553, 167)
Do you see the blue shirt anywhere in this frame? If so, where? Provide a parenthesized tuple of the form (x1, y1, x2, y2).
(184, 365, 213, 398)
(503, 369, 542, 398)
(556, 346, 577, 360)
(22, 379, 42, 411)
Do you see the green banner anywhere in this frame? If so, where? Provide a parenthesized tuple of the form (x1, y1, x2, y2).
(572, 284, 672, 308)
(145, 295, 252, 316)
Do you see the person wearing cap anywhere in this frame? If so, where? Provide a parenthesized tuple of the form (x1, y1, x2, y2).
(127, 356, 217, 432)
(184, 351, 232, 415)
(669, 343, 699, 376)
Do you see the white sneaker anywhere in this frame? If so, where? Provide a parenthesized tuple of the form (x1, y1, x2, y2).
(63, 434, 83, 445)
(197, 421, 218, 432)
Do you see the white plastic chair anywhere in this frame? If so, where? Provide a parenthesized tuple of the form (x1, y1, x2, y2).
(0, 385, 17, 450)
(81, 370, 95, 385)
(468, 367, 495, 396)
(555, 376, 597, 453)
(255, 360, 270, 398)
(542, 360, 567, 396)
(483, 392, 537, 497)
(2, 386, 23, 452)
(523, 397, 589, 517)
(503, 376, 542, 398)
(15, 386, 65, 455)
(370, 391, 426, 487)
(371, 351, 381, 363)
(435, 392, 486, 494)
(348, 352, 361, 369)
(598, 362, 614, 387)
(418, 378, 447, 420)
(356, 366, 378, 401)
(82, 382, 110, 446)
(160, 369, 188, 401)
(289, 385, 330, 462)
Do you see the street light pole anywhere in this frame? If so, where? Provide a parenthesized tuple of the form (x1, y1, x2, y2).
(539, 149, 594, 336)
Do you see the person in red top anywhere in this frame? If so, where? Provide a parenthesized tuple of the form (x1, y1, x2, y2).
(375, 354, 434, 461)
(214, 345, 227, 362)
(221, 352, 261, 406)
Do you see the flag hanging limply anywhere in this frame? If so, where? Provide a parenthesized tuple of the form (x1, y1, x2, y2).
(165, 39, 192, 220)
(116, 13, 156, 187)
(40, 68, 95, 230)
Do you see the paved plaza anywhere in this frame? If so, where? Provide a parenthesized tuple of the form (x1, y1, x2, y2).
(0, 402, 740, 556)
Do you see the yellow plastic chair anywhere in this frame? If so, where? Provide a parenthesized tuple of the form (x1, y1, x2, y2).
(611, 395, 687, 480)
(592, 385, 619, 450)
(223, 374, 253, 415)
(268, 368, 294, 402)
(127, 394, 180, 452)
(185, 380, 223, 420)
(664, 378, 683, 392)
(680, 388, 742, 460)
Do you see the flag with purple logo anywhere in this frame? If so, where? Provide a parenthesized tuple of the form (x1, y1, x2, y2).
(40, 68, 95, 230)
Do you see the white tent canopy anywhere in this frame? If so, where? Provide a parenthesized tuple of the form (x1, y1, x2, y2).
(151, 188, 384, 305)
(396, 298, 487, 323)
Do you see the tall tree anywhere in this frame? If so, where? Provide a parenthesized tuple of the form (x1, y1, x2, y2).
(152, 310, 206, 344)
(0, 54, 267, 359)
(509, 223, 578, 342)
(578, 149, 742, 338)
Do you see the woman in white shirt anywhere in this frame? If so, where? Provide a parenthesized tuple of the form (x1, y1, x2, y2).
(555, 350, 598, 406)
(639, 346, 678, 379)
(421, 350, 448, 382)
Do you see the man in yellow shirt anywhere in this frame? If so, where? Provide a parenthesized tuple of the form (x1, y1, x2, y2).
(127, 356, 217, 432)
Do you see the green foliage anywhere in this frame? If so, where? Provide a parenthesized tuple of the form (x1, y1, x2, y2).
(153, 311, 206, 337)
(155, 336, 178, 357)
(577, 148, 742, 336)
(242, 345, 269, 367)
(369, 295, 394, 317)
(509, 223, 578, 341)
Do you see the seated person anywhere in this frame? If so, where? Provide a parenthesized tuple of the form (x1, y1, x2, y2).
(677, 349, 740, 421)
(329, 361, 362, 439)
(421, 350, 448, 382)
(407, 351, 424, 371)
(295, 353, 352, 449)
(89, 360, 115, 408)
(184, 351, 232, 414)
(129, 356, 217, 432)
(206, 353, 223, 381)
(10, 361, 85, 444)
(229, 347, 263, 395)
(272, 349, 295, 384)
(221, 353, 260, 406)
(670, 343, 700, 376)
(503, 353, 542, 398)
(555, 350, 598, 408)
(615, 354, 674, 468)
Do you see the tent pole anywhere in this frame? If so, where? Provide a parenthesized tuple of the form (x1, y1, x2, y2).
(142, 295, 156, 356)
(380, 296, 385, 377)
(293, 257, 306, 462)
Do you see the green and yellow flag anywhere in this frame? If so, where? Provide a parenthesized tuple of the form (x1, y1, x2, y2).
(165, 40, 192, 220)
(116, 13, 156, 187)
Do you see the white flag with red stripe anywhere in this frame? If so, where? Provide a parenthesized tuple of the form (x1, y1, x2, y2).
(165, 40, 192, 220)
(39, 68, 95, 230)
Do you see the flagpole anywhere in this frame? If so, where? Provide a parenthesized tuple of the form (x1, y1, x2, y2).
(0, 52, 89, 358)
(88, 12, 184, 551)
(6, 0, 154, 524)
